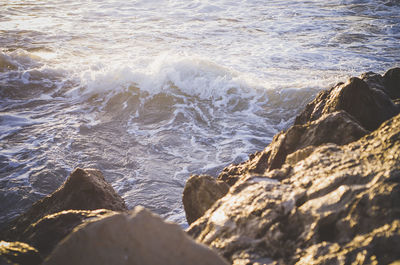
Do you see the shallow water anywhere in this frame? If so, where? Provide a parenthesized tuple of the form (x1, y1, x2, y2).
(0, 0, 399, 226)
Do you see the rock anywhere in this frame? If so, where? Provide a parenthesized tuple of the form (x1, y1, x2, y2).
(43, 206, 229, 265)
(19, 209, 117, 258)
(284, 145, 316, 166)
(383, 67, 400, 99)
(2, 168, 126, 244)
(188, 113, 400, 264)
(360, 71, 386, 93)
(0, 257, 12, 265)
(0, 241, 42, 265)
(296, 221, 400, 264)
(188, 174, 298, 263)
(394, 98, 400, 110)
(293, 87, 332, 127)
(294, 76, 399, 131)
(183, 175, 230, 225)
(218, 111, 368, 185)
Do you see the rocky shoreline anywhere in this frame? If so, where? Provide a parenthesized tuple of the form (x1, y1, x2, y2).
(1, 68, 400, 265)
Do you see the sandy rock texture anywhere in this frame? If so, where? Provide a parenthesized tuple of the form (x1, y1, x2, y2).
(189, 104, 400, 265)
(185, 68, 400, 264)
(183, 175, 230, 224)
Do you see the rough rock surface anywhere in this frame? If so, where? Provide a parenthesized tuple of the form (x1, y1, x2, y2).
(183, 175, 230, 224)
(382, 67, 400, 99)
(218, 110, 368, 185)
(18, 209, 117, 258)
(188, 112, 400, 264)
(0, 241, 42, 265)
(43, 206, 229, 265)
(217, 70, 400, 187)
(2, 168, 127, 242)
(186, 70, 400, 264)
(294, 71, 399, 130)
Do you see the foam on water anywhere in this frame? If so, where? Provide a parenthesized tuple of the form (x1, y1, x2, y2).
(76, 53, 264, 100)
(0, 0, 399, 227)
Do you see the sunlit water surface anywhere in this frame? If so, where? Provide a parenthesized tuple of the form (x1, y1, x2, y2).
(0, 0, 399, 226)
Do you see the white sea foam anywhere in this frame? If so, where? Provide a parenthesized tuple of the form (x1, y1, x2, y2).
(0, 50, 42, 71)
(74, 53, 265, 101)
(0, 0, 399, 227)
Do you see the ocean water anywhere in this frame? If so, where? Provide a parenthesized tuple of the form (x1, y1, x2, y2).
(0, 0, 399, 227)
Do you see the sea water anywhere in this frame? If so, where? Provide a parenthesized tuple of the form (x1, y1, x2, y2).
(0, 0, 399, 226)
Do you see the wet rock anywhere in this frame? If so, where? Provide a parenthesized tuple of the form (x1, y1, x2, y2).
(188, 113, 400, 264)
(0, 241, 42, 265)
(295, 76, 398, 131)
(43, 206, 229, 265)
(218, 111, 367, 185)
(19, 209, 117, 258)
(183, 175, 230, 225)
(2, 168, 126, 242)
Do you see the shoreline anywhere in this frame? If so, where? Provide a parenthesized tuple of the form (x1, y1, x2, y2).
(1, 67, 400, 264)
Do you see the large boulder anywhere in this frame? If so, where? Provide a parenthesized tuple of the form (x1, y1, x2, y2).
(43, 206, 229, 265)
(358, 68, 400, 99)
(1, 168, 126, 250)
(183, 175, 230, 225)
(218, 111, 368, 185)
(217, 70, 400, 187)
(294, 73, 399, 131)
(383, 67, 400, 99)
(19, 209, 117, 258)
(188, 113, 400, 264)
(0, 241, 42, 265)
